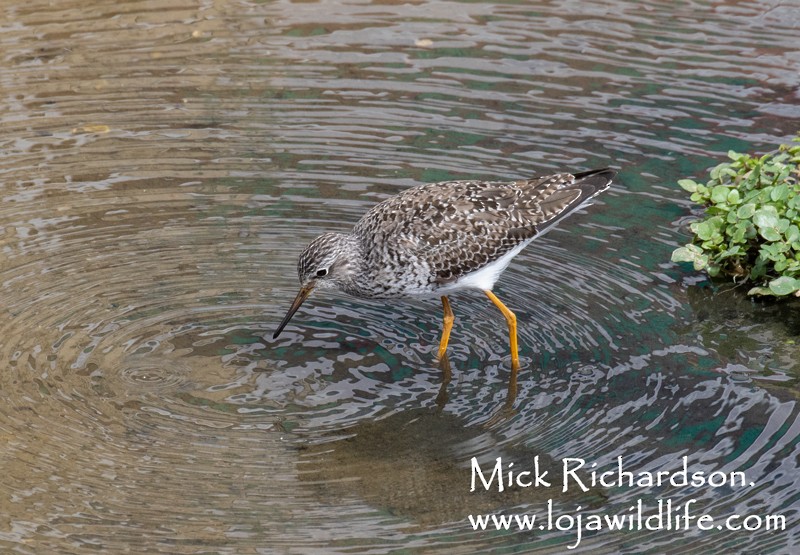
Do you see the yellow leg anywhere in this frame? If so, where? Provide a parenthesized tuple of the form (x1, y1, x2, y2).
(437, 295, 455, 360)
(484, 290, 520, 371)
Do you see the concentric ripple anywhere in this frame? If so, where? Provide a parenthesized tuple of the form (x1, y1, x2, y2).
(2, 0, 800, 553)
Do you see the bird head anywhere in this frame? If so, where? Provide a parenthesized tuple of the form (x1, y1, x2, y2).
(273, 233, 358, 338)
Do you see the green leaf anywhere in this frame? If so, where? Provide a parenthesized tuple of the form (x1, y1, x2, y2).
(709, 163, 729, 181)
(747, 286, 774, 296)
(671, 245, 708, 270)
(743, 170, 760, 189)
(759, 226, 782, 242)
(692, 217, 723, 242)
(674, 135, 800, 288)
(731, 222, 747, 243)
(742, 189, 761, 202)
(753, 205, 779, 229)
(710, 185, 730, 204)
(751, 258, 767, 279)
(671, 245, 698, 262)
(768, 276, 800, 296)
(736, 203, 756, 219)
(760, 243, 784, 260)
(717, 245, 741, 259)
(726, 189, 741, 205)
(771, 183, 790, 202)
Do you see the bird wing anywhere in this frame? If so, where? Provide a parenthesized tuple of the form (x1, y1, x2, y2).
(354, 170, 612, 285)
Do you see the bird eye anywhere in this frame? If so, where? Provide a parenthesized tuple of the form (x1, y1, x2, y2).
(315, 268, 328, 278)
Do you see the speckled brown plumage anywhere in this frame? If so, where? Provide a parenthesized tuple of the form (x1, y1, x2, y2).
(275, 168, 616, 362)
(352, 169, 612, 296)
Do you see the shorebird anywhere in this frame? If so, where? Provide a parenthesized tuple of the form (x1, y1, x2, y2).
(273, 168, 615, 370)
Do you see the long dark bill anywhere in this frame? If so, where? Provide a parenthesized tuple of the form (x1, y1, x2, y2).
(273, 283, 314, 339)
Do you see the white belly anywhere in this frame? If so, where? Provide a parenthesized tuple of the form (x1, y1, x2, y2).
(436, 239, 532, 294)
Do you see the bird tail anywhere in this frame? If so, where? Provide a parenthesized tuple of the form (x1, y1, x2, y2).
(571, 168, 616, 196)
(534, 168, 616, 236)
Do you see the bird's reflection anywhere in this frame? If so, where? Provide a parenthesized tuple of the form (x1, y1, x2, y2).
(298, 360, 605, 527)
(436, 354, 518, 426)
(434, 353, 453, 410)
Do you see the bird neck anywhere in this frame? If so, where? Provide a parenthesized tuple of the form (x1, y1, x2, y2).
(332, 233, 370, 297)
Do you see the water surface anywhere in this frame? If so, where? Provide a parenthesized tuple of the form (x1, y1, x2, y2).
(1, 0, 800, 553)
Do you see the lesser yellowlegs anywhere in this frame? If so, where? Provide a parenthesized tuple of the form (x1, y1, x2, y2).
(273, 168, 615, 370)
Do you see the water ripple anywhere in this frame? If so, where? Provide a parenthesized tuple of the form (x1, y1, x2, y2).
(1, 0, 799, 552)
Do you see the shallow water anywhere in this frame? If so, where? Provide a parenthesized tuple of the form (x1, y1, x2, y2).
(1, 0, 800, 553)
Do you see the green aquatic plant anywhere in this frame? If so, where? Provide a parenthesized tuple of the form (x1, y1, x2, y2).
(672, 135, 800, 297)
